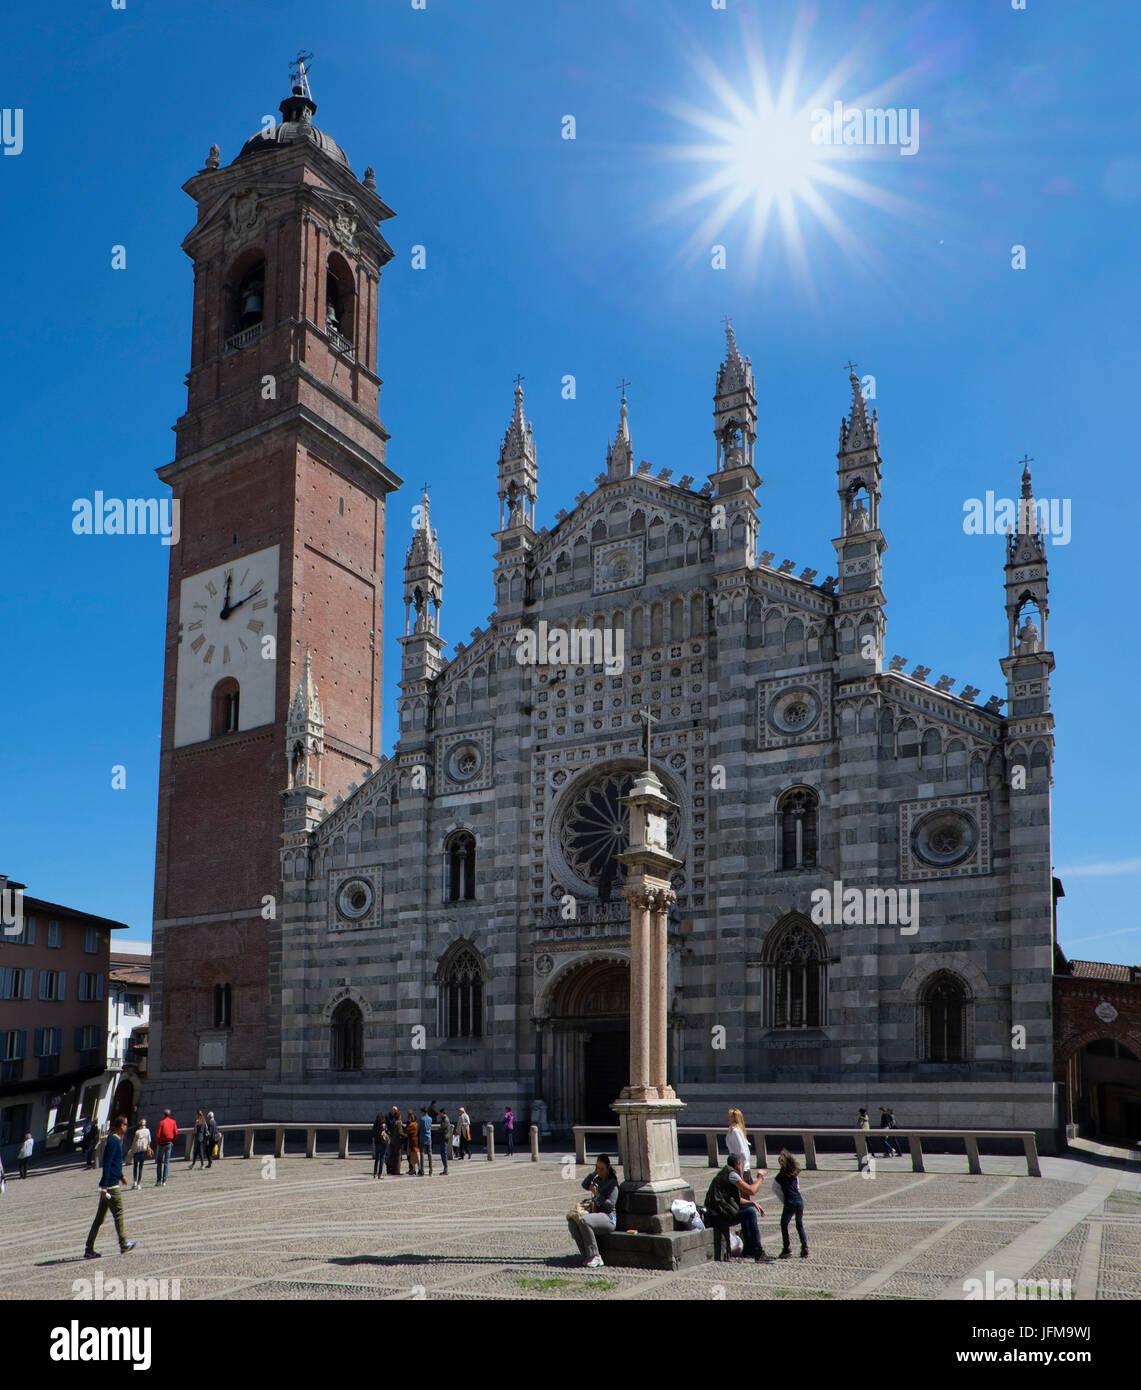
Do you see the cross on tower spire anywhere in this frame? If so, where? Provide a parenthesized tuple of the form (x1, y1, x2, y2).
(290, 51, 314, 98)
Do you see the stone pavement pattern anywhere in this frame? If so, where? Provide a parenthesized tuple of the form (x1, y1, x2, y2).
(1, 1150, 1138, 1301)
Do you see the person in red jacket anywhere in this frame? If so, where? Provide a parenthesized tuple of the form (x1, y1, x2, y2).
(154, 1110, 178, 1187)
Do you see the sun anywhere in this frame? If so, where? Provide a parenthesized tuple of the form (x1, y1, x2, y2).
(649, 10, 925, 294)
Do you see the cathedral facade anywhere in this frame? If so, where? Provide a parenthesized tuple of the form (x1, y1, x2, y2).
(150, 75, 1059, 1145)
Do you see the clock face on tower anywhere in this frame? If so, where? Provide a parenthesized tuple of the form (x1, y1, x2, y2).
(173, 545, 280, 747)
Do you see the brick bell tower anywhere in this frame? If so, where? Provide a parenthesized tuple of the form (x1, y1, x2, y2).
(150, 57, 401, 1115)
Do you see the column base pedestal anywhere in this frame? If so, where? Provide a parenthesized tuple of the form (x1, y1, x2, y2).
(601, 1095, 715, 1268)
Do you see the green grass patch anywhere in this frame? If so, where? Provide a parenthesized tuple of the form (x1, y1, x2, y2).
(516, 1276, 619, 1292)
(773, 1288, 837, 1299)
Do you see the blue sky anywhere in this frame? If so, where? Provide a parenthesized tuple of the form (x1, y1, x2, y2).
(1, 0, 1137, 961)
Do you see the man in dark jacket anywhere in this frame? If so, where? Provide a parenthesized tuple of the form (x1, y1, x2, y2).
(205, 1111, 219, 1167)
(436, 1110, 452, 1175)
(84, 1115, 136, 1258)
(879, 1106, 900, 1158)
(703, 1154, 771, 1261)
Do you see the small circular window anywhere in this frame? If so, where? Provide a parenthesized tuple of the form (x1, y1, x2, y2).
(911, 810, 977, 868)
(447, 741, 483, 783)
(337, 878, 374, 921)
(769, 687, 821, 736)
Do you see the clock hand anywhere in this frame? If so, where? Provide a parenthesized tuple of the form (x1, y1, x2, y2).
(220, 580, 263, 620)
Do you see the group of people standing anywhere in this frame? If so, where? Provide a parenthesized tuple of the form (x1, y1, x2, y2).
(371, 1105, 473, 1177)
(702, 1108, 808, 1262)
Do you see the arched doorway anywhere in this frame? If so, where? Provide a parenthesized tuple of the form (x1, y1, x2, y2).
(547, 960, 630, 1127)
(111, 1079, 135, 1122)
(1067, 1039, 1141, 1142)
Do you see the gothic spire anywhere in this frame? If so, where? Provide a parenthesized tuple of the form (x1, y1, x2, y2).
(288, 647, 324, 729)
(838, 364, 879, 456)
(716, 320, 750, 396)
(607, 382, 634, 480)
(499, 379, 534, 464)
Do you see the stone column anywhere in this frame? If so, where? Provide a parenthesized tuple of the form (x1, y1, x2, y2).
(624, 888, 652, 1096)
(648, 887, 673, 1095)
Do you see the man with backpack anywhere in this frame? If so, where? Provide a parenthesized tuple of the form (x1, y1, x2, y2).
(702, 1154, 771, 1262)
(879, 1105, 901, 1158)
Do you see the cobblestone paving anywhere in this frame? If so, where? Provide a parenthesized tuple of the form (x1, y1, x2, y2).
(1, 1151, 1137, 1301)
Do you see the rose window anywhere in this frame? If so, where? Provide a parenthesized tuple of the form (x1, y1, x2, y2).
(557, 770, 680, 892)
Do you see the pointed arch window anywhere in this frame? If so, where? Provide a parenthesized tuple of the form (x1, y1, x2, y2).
(778, 787, 818, 870)
(445, 830, 476, 903)
(760, 915, 827, 1029)
(437, 943, 485, 1039)
(330, 999, 363, 1071)
(919, 971, 970, 1062)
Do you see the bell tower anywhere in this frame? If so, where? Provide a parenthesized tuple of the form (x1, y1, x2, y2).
(150, 57, 402, 1111)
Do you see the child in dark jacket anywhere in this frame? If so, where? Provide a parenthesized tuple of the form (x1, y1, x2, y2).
(774, 1149, 808, 1258)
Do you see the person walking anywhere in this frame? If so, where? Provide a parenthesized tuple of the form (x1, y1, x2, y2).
(83, 1114, 136, 1259)
(18, 1132, 34, 1179)
(457, 1107, 472, 1160)
(205, 1111, 219, 1167)
(82, 1117, 99, 1169)
(154, 1110, 178, 1186)
(878, 1106, 901, 1159)
(385, 1106, 404, 1175)
(419, 1106, 432, 1176)
(504, 1107, 515, 1158)
(405, 1111, 420, 1175)
(436, 1110, 452, 1175)
(189, 1110, 207, 1170)
(129, 1118, 151, 1189)
(371, 1113, 389, 1179)
(774, 1149, 809, 1259)
(567, 1155, 620, 1268)
(856, 1107, 871, 1170)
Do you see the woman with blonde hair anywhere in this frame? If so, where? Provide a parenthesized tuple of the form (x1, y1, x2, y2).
(726, 1107, 753, 1176)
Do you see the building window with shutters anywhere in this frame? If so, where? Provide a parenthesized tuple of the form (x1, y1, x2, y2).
(1, 967, 33, 1000)
(48, 920, 62, 948)
(1, 1029, 26, 1082)
(84, 926, 99, 953)
(39, 970, 65, 1002)
(35, 1026, 62, 1076)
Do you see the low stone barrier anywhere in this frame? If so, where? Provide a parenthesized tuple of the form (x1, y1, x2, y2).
(571, 1124, 1041, 1177)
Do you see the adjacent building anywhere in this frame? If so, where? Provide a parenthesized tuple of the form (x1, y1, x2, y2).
(0, 874, 127, 1162)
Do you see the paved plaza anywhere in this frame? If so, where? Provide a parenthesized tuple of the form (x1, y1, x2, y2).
(2, 1147, 1139, 1301)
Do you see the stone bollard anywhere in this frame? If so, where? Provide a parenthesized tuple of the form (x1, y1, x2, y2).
(486, 1122, 495, 1161)
(530, 1124, 539, 1162)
